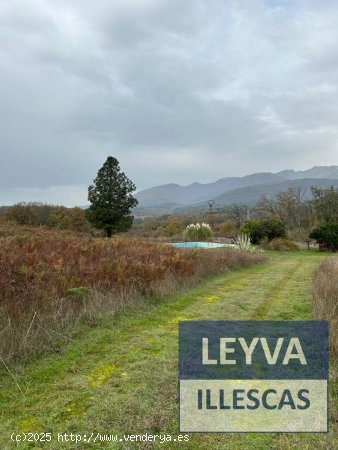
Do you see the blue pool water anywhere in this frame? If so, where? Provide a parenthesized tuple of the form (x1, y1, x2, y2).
(171, 242, 227, 249)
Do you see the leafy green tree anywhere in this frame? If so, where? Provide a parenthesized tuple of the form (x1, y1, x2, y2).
(261, 219, 287, 241)
(309, 224, 338, 252)
(241, 220, 265, 244)
(311, 186, 338, 224)
(87, 156, 138, 237)
(5, 202, 38, 225)
(242, 219, 286, 244)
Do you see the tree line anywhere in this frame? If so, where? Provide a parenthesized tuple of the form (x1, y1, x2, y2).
(1, 156, 138, 235)
(1, 202, 91, 232)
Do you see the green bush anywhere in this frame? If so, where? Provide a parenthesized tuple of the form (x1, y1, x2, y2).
(5, 202, 38, 226)
(262, 238, 299, 251)
(241, 220, 264, 244)
(242, 219, 286, 244)
(183, 223, 213, 241)
(309, 224, 338, 252)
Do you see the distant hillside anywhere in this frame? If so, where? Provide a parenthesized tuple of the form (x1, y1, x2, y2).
(277, 166, 338, 180)
(135, 166, 338, 210)
(213, 178, 338, 206)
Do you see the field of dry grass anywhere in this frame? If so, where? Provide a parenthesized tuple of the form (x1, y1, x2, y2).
(0, 223, 264, 362)
(312, 255, 338, 354)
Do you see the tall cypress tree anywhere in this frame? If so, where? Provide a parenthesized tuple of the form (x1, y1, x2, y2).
(87, 156, 138, 237)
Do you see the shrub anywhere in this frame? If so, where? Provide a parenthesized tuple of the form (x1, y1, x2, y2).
(5, 202, 38, 225)
(262, 238, 299, 251)
(48, 206, 91, 232)
(183, 223, 213, 241)
(233, 233, 251, 250)
(232, 233, 263, 253)
(219, 221, 238, 238)
(242, 219, 286, 244)
(312, 256, 338, 354)
(309, 224, 338, 252)
(241, 220, 265, 244)
(165, 217, 183, 236)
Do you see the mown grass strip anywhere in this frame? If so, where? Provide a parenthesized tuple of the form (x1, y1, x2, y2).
(0, 252, 336, 450)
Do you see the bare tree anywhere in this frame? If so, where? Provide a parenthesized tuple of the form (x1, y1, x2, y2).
(228, 203, 248, 229)
(255, 187, 307, 229)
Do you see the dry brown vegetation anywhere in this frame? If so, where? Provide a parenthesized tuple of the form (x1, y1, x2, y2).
(0, 223, 265, 362)
(261, 237, 299, 251)
(312, 256, 338, 354)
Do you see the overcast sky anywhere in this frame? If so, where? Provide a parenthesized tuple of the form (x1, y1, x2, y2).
(0, 0, 337, 206)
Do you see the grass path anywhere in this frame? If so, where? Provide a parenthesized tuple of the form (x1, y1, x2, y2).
(0, 251, 337, 449)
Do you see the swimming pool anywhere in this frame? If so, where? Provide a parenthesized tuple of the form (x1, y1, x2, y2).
(170, 242, 237, 249)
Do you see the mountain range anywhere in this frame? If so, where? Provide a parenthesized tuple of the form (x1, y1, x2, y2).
(135, 166, 338, 212)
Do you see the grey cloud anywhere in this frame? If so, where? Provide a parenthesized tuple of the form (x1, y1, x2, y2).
(0, 0, 338, 205)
